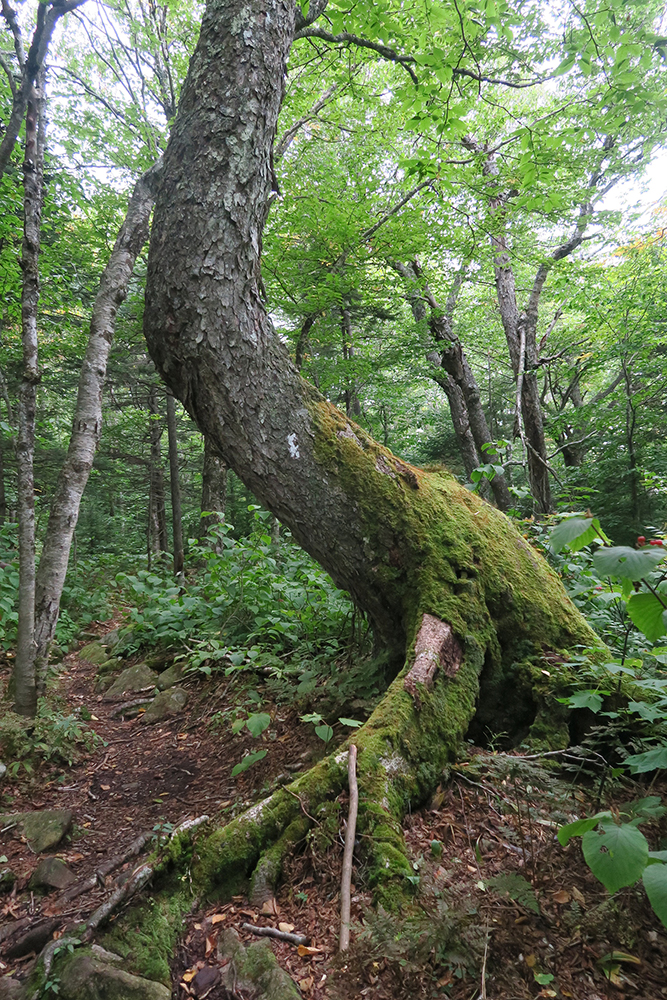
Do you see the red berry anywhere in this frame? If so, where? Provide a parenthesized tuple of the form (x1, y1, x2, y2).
(649, 539, 664, 546)
(637, 536, 646, 546)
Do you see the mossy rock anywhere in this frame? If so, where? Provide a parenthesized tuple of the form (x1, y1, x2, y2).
(144, 649, 175, 671)
(97, 657, 122, 677)
(156, 661, 185, 691)
(142, 687, 188, 724)
(79, 642, 110, 666)
(0, 975, 21, 999)
(0, 868, 16, 893)
(100, 629, 121, 650)
(103, 665, 158, 701)
(0, 809, 72, 853)
(29, 856, 75, 890)
(58, 952, 170, 1000)
(218, 929, 300, 999)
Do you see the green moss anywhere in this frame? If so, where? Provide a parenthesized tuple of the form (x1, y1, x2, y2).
(99, 874, 191, 984)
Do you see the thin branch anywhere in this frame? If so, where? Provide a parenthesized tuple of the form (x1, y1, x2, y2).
(0, 51, 17, 95)
(293, 26, 419, 84)
(275, 83, 338, 161)
(339, 745, 358, 953)
(1, 0, 25, 67)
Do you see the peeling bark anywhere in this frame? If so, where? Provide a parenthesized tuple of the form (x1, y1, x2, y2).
(31, 162, 162, 696)
(14, 74, 45, 718)
(403, 614, 462, 705)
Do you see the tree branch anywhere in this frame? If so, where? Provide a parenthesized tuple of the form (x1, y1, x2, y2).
(293, 26, 419, 83)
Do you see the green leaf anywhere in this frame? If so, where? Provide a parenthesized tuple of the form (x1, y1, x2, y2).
(246, 712, 271, 737)
(565, 690, 603, 712)
(593, 546, 666, 582)
(624, 745, 667, 774)
(643, 862, 667, 929)
(582, 821, 649, 893)
(626, 592, 667, 641)
(231, 749, 268, 776)
(558, 812, 611, 846)
(301, 712, 323, 724)
(550, 516, 606, 553)
(338, 717, 362, 727)
(315, 724, 334, 742)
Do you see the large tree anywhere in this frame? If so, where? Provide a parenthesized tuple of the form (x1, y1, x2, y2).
(140, 0, 599, 925)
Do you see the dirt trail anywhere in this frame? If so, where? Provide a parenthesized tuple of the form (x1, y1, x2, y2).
(2, 631, 667, 1000)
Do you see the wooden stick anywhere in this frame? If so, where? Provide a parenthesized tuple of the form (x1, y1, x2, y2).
(339, 744, 358, 953)
(241, 923, 308, 946)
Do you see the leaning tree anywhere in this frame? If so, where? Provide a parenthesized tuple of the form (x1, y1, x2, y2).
(33, 0, 651, 985)
(139, 0, 602, 924)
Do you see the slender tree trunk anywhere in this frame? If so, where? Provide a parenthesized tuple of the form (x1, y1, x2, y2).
(0, 442, 6, 526)
(166, 390, 184, 574)
(30, 163, 162, 692)
(200, 436, 227, 541)
(340, 304, 361, 417)
(14, 76, 45, 717)
(393, 261, 512, 510)
(623, 359, 641, 526)
(148, 387, 168, 555)
(140, 0, 602, 930)
(433, 372, 479, 479)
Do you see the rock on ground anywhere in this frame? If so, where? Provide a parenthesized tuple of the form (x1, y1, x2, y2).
(0, 810, 72, 853)
(103, 665, 159, 701)
(58, 952, 171, 1000)
(142, 687, 188, 724)
(29, 857, 75, 890)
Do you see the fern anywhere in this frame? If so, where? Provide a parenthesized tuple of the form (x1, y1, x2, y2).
(484, 872, 540, 913)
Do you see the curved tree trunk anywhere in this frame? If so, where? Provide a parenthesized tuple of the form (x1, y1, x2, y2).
(125, 0, 603, 972)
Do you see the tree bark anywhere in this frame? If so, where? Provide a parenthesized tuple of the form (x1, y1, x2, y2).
(139, 0, 602, 928)
(166, 390, 184, 574)
(148, 387, 168, 555)
(13, 75, 45, 717)
(199, 436, 227, 541)
(30, 162, 162, 694)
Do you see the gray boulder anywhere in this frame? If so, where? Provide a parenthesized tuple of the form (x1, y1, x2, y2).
(103, 664, 158, 701)
(0, 809, 72, 853)
(29, 857, 76, 890)
(142, 687, 188, 724)
(78, 642, 110, 666)
(58, 953, 170, 1000)
(156, 661, 185, 691)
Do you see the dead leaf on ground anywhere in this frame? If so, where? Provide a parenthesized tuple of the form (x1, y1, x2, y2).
(298, 976, 314, 991)
(181, 968, 197, 983)
(261, 898, 278, 916)
(204, 935, 216, 956)
(278, 922, 295, 933)
(297, 945, 322, 957)
(552, 889, 570, 904)
(571, 886, 586, 907)
(211, 914, 226, 925)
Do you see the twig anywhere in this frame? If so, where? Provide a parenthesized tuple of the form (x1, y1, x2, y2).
(240, 923, 309, 946)
(480, 917, 489, 999)
(339, 744, 358, 953)
(284, 786, 320, 826)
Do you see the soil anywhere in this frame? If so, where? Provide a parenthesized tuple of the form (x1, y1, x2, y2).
(1, 623, 667, 1000)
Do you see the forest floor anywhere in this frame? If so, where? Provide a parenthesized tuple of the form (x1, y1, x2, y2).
(1, 624, 667, 1000)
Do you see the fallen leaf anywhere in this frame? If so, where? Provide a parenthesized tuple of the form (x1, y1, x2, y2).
(178, 733, 188, 739)
(298, 976, 314, 991)
(261, 898, 278, 916)
(297, 945, 322, 957)
(194, 923, 202, 931)
(436, 971, 453, 987)
(278, 922, 295, 933)
(204, 936, 216, 957)
(571, 886, 586, 907)
(100, 785, 110, 791)
(181, 969, 197, 983)
(552, 889, 570, 904)
(211, 914, 226, 925)
(239, 909, 257, 921)
(525, 954, 537, 968)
